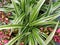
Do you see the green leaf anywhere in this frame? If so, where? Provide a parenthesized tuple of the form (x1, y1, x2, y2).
(3, 4, 14, 8)
(0, 8, 7, 11)
(40, 32, 48, 39)
(38, 21, 60, 25)
(20, 0, 25, 12)
(5, 32, 30, 45)
(51, 2, 60, 13)
(45, 0, 52, 16)
(0, 24, 23, 30)
(45, 21, 59, 45)
(28, 34, 34, 45)
(29, 0, 45, 22)
(32, 28, 46, 45)
(30, 14, 60, 26)
(12, 0, 20, 16)
(34, 40, 38, 45)
(13, 13, 25, 24)
(0, 8, 14, 12)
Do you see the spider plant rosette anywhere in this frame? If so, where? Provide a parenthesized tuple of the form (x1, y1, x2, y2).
(0, 0, 60, 45)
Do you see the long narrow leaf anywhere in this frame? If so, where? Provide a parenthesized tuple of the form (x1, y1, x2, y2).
(20, 0, 25, 12)
(32, 28, 46, 45)
(30, 14, 60, 26)
(38, 21, 60, 25)
(45, 21, 59, 45)
(0, 24, 23, 30)
(28, 34, 35, 45)
(13, 13, 25, 24)
(51, 2, 60, 13)
(29, 0, 45, 22)
(45, 0, 52, 16)
(5, 32, 30, 45)
(12, 0, 20, 16)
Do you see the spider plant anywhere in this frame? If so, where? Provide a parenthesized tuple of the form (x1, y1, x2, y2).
(0, 0, 60, 45)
